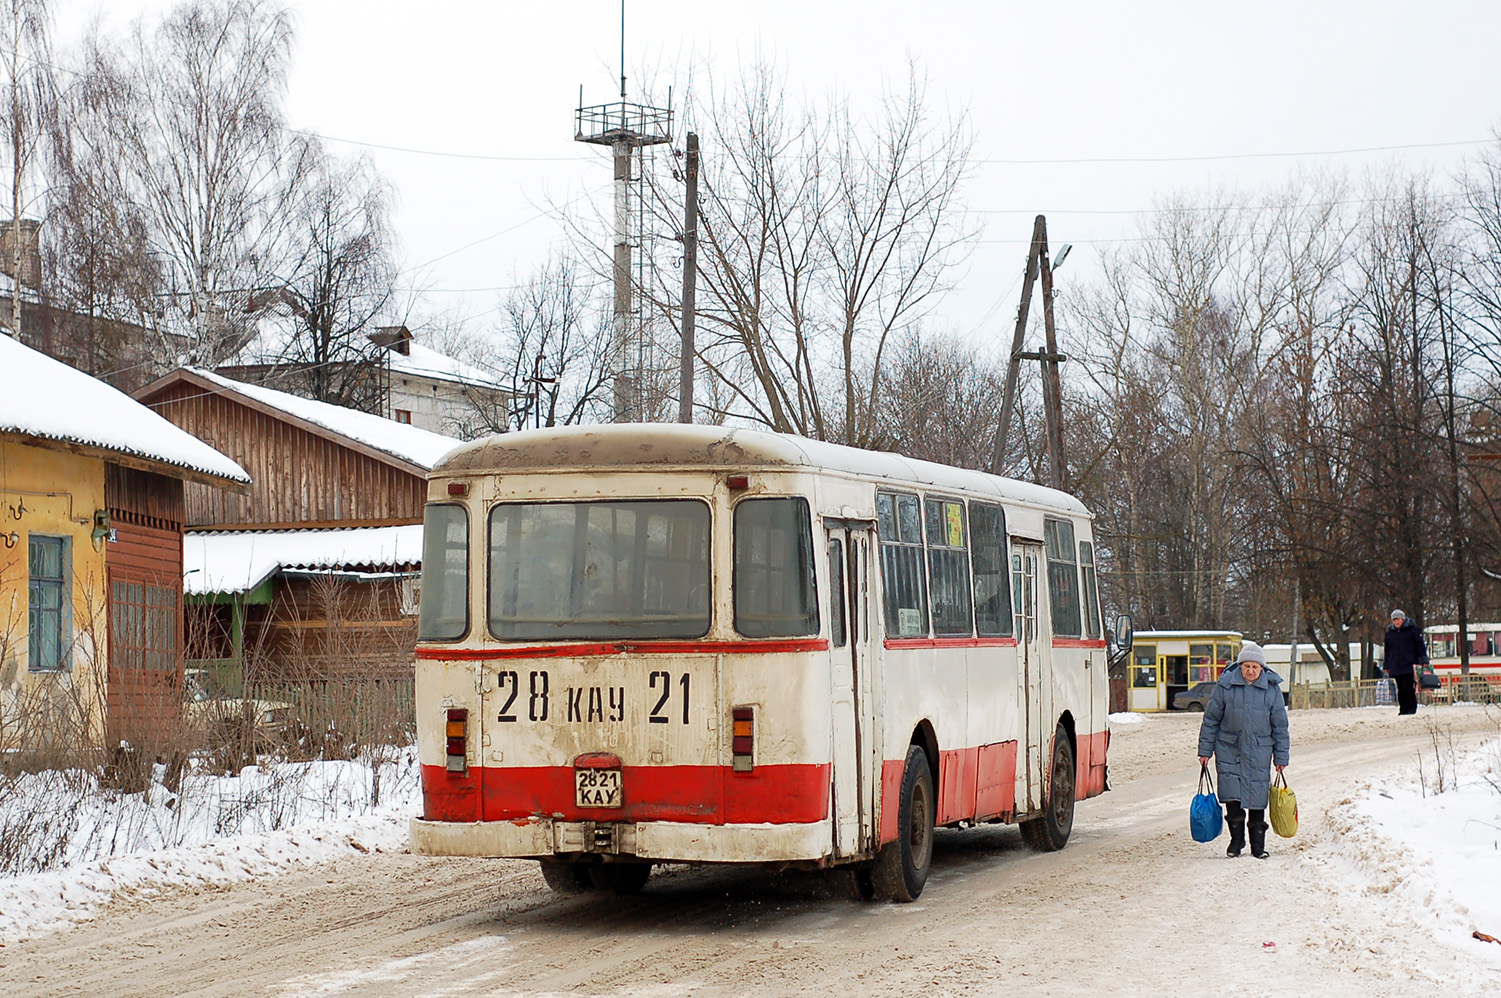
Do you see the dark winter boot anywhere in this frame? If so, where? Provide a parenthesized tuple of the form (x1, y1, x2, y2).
(1225, 801, 1246, 858)
(1249, 809, 1269, 859)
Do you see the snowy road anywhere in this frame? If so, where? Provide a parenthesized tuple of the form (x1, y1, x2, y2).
(4, 708, 1501, 998)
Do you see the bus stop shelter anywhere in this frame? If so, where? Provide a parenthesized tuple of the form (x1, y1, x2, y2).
(1128, 630, 1243, 711)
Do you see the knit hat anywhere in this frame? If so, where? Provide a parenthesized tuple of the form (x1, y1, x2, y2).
(1390, 609, 1406, 620)
(1235, 642, 1267, 667)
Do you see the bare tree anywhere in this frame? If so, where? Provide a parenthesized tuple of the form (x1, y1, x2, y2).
(875, 329, 1005, 470)
(258, 146, 398, 409)
(0, 0, 51, 340)
(635, 61, 974, 442)
(437, 253, 613, 437)
(81, 0, 305, 364)
(43, 44, 164, 386)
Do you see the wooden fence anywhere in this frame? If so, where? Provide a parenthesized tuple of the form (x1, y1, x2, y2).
(1290, 676, 1501, 710)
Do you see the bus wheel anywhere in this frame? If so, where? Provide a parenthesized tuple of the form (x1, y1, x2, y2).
(1021, 724, 1075, 852)
(590, 862, 652, 895)
(872, 744, 934, 902)
(539, 859, 593, 894)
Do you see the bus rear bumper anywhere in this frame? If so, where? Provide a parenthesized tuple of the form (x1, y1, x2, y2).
(409, 816, 832, 864)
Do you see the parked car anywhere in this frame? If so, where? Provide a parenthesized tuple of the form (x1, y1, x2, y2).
(1173, 681, 1218, 712)
(183, 668, 295, 751)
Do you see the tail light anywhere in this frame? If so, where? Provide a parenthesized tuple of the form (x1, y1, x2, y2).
(732, 706, 754, 772)
(445, 708, 468, 773)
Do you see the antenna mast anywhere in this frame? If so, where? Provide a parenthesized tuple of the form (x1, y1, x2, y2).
(575, 0, 673, 422)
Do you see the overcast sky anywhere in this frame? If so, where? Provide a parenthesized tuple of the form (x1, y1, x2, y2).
(56, 0, 1501, 353)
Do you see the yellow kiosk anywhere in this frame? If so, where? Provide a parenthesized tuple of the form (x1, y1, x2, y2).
(1129, 630, 1243, 711)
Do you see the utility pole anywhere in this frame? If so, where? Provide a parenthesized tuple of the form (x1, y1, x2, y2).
(991, 214, 1070, 491)
(1038, 228, 1068, 492)
(678, 131, 698, 424)
(991, 217, 1044, 476)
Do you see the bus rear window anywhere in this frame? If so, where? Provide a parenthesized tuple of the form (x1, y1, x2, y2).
(488, 500, 711, 640)
(734, 497, 818, 638)
(419, 504, 469, 641)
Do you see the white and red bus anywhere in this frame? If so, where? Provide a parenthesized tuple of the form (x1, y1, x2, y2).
(409, 424, 1127, 900)
(1420, 624, 1501, 696)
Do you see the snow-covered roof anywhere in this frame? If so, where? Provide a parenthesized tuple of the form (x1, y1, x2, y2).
(184, 525, 424, 595)
(177, 369, 460, 471)
(0, 335, 250, 486)
(388, 342, 504, 389)
(227, 326, 504, 390)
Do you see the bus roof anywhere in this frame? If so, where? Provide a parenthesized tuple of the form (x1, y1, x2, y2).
(435, 423, 1090, 515)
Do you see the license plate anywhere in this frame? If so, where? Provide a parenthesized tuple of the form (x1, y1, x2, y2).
(575, 767, 622, 808)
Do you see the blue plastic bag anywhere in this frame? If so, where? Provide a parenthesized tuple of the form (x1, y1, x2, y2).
(1190, 764, 1223, 842)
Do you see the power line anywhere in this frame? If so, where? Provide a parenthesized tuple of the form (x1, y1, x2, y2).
(298, 128, 596, 164)
(972, 138, 1493, 166)
(968, 190, 1471, 218)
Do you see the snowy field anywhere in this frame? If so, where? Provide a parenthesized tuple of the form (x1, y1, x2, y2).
(0, 749, 419, 943)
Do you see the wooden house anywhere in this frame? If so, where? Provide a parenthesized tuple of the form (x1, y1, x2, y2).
(0, 336, 248, 752)
(133, 368, 459, 694)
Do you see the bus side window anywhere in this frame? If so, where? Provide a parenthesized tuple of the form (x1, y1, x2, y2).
(971, 502, 1012, 637)
(1079, 540, 1101, 640)
(827, 538, 847, 648)
(418, 503, 468, 641)
(733, 497, 819, 638)
(924, 498, 974, 636)
(1043, 518, 1082, 638)
(876, 492, 927, 637)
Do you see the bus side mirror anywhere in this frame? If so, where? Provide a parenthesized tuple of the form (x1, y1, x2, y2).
(1107, 614, 1134, 667)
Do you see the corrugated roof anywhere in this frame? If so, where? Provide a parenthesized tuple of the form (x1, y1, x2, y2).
(184, 524, 424, 595)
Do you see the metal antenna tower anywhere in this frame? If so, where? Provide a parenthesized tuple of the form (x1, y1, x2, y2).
(575, 1, 672, 422)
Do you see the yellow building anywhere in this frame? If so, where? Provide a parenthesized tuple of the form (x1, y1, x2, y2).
(0, 443, 111, 747)
(1127, 630, 1243, 711)
(1, 335, 248, 754)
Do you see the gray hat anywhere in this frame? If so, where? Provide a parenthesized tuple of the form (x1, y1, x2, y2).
(1235, 642, 1267, 667)
(1390, 609, 1406, 620)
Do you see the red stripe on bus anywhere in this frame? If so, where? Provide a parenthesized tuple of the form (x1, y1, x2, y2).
(882, 637, 1019, 650)
(420, 762, 831, 825)
(417, 638, 831, 661)
(1051, 638, 1107, 649)
(878, 741, 1019, 844)
(1074, 729, 1109, 800)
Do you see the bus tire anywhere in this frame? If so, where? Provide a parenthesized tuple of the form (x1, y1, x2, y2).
(590, 862, 652, 895)
(872, 744, 934, 902)
(1021, 724, 1075, 852)
(539, 859, 593, 894)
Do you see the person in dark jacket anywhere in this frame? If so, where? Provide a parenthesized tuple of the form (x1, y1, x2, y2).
(1197, 642, 1290, 858)
(1383, 609, 1429, 716)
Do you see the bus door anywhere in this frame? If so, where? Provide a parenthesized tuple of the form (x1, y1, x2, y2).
(1012, 541, 1048, 812)
(825, 522, 879, 859)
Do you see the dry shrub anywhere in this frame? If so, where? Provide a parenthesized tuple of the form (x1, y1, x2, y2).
(0, 568, 418, 876)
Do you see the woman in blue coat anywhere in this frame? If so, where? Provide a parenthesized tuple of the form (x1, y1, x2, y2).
(1196, 642, 1290, 858)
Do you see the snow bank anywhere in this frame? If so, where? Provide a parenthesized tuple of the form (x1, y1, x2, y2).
(0, 750, 419, 944)
(1308, 733, 1501, 975)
